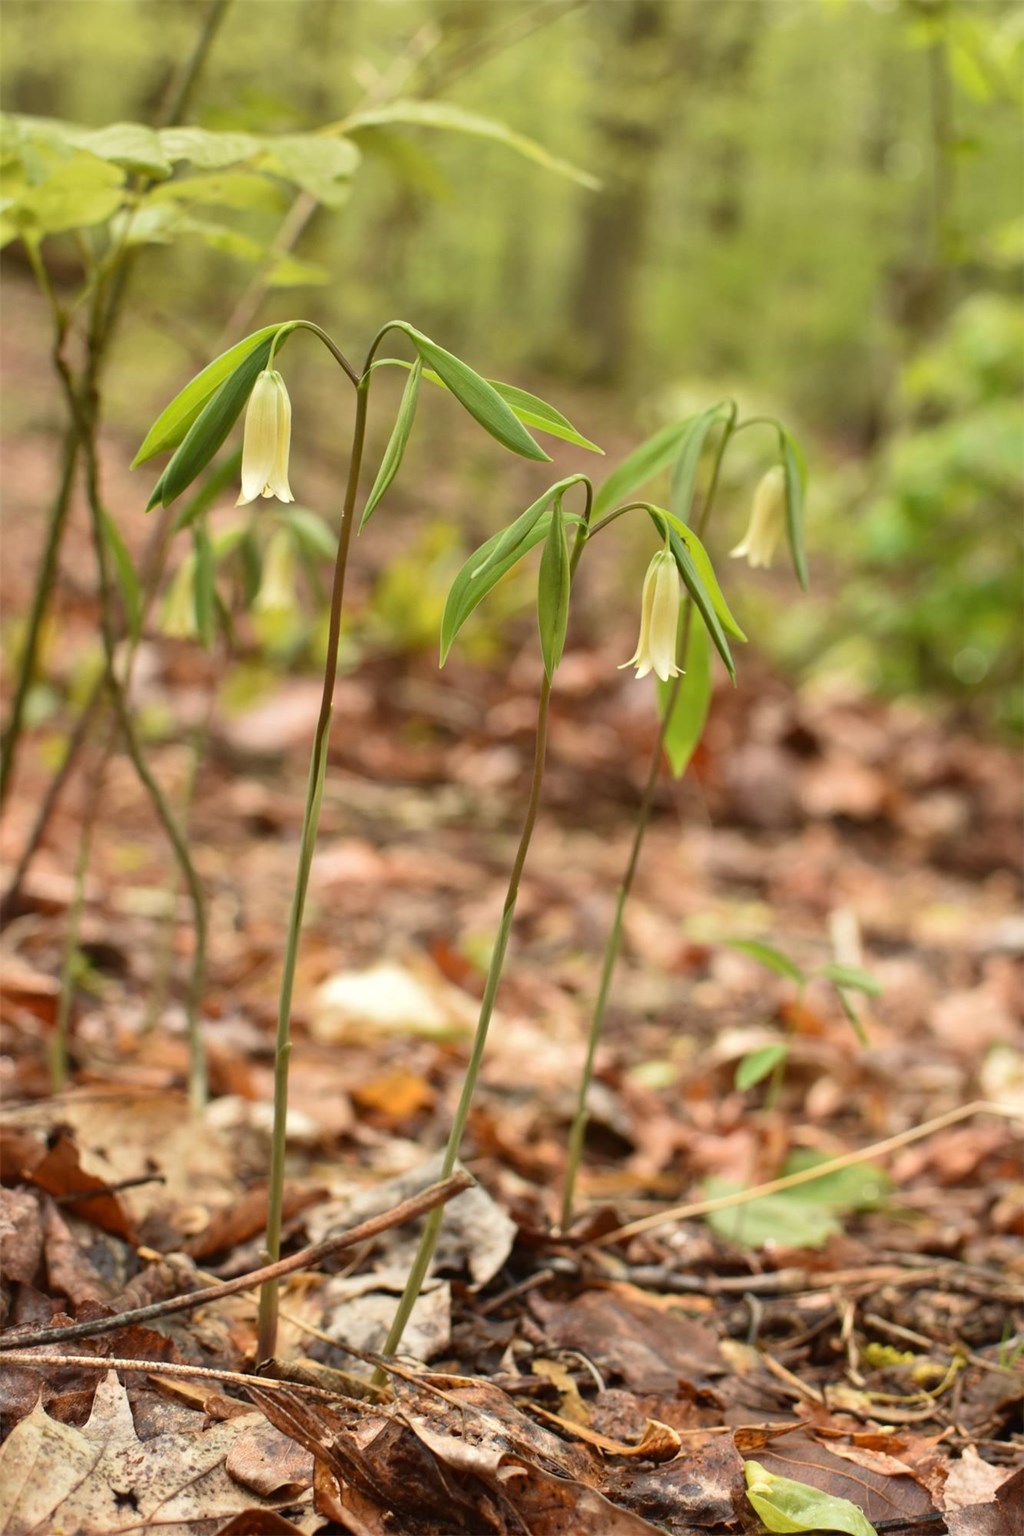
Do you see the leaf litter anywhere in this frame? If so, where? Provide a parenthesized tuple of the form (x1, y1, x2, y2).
(1, 480, 1022, 1531)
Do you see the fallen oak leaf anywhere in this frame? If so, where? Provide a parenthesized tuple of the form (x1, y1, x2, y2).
(26, 1132, 137, 1242)
(0, 1371, 310, 1536)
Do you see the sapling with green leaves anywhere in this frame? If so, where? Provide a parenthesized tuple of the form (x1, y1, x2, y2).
(138, 314, 600, 1360)
(559, 404, 811, 1231)
(0, 88, 595, 920)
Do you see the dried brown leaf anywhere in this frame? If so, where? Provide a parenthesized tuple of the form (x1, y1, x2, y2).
(0, 1188, 43, 1285)
(0, 1371, 307, 1535)
(28, 1134, 136, 1242)
(530, 1288, 723, 1392)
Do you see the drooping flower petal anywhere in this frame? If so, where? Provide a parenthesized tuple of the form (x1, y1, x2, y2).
(620, 548, 682, 681)
(237, 370, 294, 506)
(731, 464, 785, 569)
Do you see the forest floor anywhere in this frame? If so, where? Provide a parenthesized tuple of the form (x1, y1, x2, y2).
(1, 339, 1022, 1532)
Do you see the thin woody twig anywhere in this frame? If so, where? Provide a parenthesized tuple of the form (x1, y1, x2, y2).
(594, 1101, 1022, 1246)
(0, 1352, 363, 1406)
(0, 1171, 473, 1353)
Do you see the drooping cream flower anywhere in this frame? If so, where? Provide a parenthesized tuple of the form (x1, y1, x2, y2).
(731, 465, 786, 569)
(619, 548, 682, 681)
(237, 369, 294, 505)
(254, 526, 298, 615)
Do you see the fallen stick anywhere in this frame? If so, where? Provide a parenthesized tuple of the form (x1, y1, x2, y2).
(0, 1170, 473, 1352)
(0, 1351, 360, 1405)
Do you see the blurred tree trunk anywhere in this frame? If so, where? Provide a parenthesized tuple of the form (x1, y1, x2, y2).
(568, 0, 673, 384)
(704, 21, 760, 238)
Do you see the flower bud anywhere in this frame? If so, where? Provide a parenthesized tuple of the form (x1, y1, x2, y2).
(619, 548, 682, 681)
(730, 465, 786, 569)
(237, 369, 294, 506)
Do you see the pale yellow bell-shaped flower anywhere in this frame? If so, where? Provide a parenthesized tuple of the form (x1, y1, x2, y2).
(237, 369, 294, 506)
(254, 526, 298, 615)
(619, 548, 682, 681)
(731, 465, 786, 569)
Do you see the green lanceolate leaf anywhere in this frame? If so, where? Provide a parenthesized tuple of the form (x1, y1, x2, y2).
(337, 99, 599, 190)
(361, 356, 423, 528)
(744, 1462, 878, 1536)
(375, 361, 599, 453)
(593, 419, 692, 518)
(100, 508, 141, 642)
(491, 382, 603, 454)
(537, 495, 571, 679)
(676, 543, 734, 679)
(134, 325, 283, 468)
(735, 1044, 789, 1092)
(192, 523, 215, 650)
(817, 963, 881, 996)
(146, 340, 279, 511)
(669, 402, 730, 524)
(172, 449, 244, 533)
(660, 509, 746, 641)
(657, 612, 711, 778)
(239, 527, 262, 608)
(399, 326, 549, 462)
(481, 491, 556, 575)
(281, 507, 337, 561)
(781, 429, 809, 589)
(834, 987, 869, 1047)
(726, 939, 806, 983)
(652, 513, 736, 679)
(440, 488, 560, 664)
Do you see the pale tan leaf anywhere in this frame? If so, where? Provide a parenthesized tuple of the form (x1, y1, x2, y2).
(0, 1371, 311, 1536)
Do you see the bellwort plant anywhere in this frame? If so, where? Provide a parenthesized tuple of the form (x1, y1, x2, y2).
(137, 315, 602, 1358)
(559, 405, 810, 1231)
(378, 464, 751, 1365)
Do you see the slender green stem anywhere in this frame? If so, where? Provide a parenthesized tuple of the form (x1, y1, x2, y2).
(559, 410, 737, 1229)
(158, 0, 234, 126)
(587, 499, 661, 539)
(0, 428, 78, 807)
(55, 337, 210, 1112)
(2, 0, 229, 862)
(559, 666, 673, 1231)
(142, 718, 207, 1035)
(256, 377, 368, 1361)
(377, 492, 593, 1377)
(729, 416, 781, 437)
(4, 486, 191, 913)
(278, 320, 360, 387)
(50, 767, 104, 1091)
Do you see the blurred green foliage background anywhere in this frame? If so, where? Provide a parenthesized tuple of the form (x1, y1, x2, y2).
(2, 0, 1021, 725)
